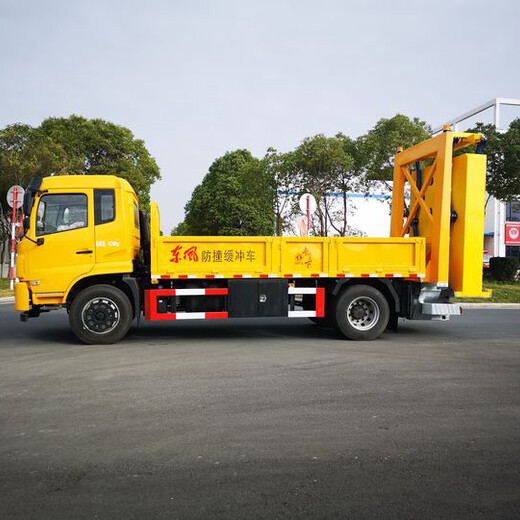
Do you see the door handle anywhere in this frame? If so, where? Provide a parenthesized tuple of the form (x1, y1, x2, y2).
(76, 249, 93, 255)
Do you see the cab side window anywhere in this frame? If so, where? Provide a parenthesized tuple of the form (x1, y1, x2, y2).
(94, 189, 115, 225)
(36, 194, 88, 236)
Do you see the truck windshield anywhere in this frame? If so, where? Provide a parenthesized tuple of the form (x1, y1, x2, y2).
(36, 194, 88, 235)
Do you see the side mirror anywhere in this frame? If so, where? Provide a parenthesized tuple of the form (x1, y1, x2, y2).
(36, 238, 45, 246)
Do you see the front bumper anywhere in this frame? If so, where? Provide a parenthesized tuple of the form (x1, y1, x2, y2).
(14, 282, 30, 311)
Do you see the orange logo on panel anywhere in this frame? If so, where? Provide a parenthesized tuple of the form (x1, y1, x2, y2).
(295, 247, 312, 268)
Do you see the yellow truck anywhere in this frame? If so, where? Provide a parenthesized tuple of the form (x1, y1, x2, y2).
(13, 130, 488, 344)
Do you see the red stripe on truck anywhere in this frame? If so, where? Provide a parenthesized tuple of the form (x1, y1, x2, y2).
(316, 287, 325, 318)
(205, 288, 228, 296)
(206, 312, 228, 319)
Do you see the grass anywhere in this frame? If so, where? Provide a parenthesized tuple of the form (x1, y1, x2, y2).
(455, 280, 520, 303)
(0, 278, 13, 298)
(1, 278, 519, 303)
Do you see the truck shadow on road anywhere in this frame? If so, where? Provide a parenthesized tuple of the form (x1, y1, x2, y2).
(127, 318, 429, 346)
(4, 309, 516, 346)
(1, 314, 411, 346)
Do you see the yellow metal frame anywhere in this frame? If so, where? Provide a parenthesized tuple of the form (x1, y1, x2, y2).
(391, 131, 485, 288)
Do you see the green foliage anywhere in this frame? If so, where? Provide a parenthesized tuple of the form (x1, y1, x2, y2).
(170, 221, 191, 236)
(264, 147, 296, 236)
(39, 115, 161, 208)
(0, 123, 66, 202)
(176, 113, 431, 238)
(489, 256, 519, 282)
(257, 115, 431, 237)
(293, 134, 354, 192)
(0, 123, 69, 242)
(0, 277, 12, 297)
(360, 114, 431, 180)
(0, 116, 160, 245)
(468, 120, 520, 202)
(183, 150, 274, 236)
(288, 134, 357, 236)
(0, 116, 160, 217)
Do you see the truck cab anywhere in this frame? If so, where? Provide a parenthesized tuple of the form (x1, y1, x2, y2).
(15, 175, 141, 328)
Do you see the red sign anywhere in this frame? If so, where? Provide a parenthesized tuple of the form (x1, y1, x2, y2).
(505, 223, 520, 245)
(170, 245, 200, 263)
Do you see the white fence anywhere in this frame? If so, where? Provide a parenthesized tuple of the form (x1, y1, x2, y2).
(1, 240, 10, 278)
(1, 264, 9, 278)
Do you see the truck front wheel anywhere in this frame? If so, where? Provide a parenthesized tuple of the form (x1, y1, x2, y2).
(333, 285, 390, 341)
(69, 284, 133, 344)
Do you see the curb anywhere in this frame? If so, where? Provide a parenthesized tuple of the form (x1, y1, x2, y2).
(0, 297, 14, 303)
(459, 302, 520, 309)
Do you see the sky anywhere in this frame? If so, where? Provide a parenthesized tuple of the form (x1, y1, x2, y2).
(1, 0, 519, 231)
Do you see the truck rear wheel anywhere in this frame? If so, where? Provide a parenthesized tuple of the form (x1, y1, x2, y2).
(69, 284, 133, 344)
(333, 285, 389, 341)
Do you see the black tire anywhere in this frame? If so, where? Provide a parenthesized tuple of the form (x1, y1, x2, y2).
(69, 284, 133, 344)
(332, 284, 390, 340)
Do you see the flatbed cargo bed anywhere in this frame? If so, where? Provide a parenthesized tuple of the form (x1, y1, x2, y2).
(150, 204, 426, 280)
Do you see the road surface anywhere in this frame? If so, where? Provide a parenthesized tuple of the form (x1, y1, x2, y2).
(1, 303, 519, 519)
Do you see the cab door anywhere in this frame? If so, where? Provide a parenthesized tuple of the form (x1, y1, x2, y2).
(26, 190, 95, 298)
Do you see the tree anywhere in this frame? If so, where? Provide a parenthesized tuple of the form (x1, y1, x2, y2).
(289, 134, 356, 236)
(264, 147, 298, 236)
(39, 115, 160, 207)
(360, 114, 431, 181)
(183, 150, 274, 236)
(468, 120, 520, 203)
(170, 221, 191, 236)
(0, 116, 160, 262)
(0, 123, 70, 261)
(331, 133, 367, 236)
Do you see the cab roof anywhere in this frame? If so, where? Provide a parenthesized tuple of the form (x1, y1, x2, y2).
(39, 175, 135, 193)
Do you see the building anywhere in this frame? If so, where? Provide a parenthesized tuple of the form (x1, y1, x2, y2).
(484, 197, 520, 263)
(435, 98, 520, 264)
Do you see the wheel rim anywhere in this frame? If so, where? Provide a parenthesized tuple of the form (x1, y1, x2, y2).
(346, 296, 380, 331)
(81, 297, 120, 334)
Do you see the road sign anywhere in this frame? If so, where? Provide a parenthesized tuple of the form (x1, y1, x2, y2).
(7, 185, 25, 209)
(299, 193, 317, 215)
(505, 223, 520, 245)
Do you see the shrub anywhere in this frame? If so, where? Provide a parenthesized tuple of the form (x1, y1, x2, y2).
(488, 257, 519, 281)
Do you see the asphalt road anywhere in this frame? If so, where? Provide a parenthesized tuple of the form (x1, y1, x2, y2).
(1, 303, 519, 519)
